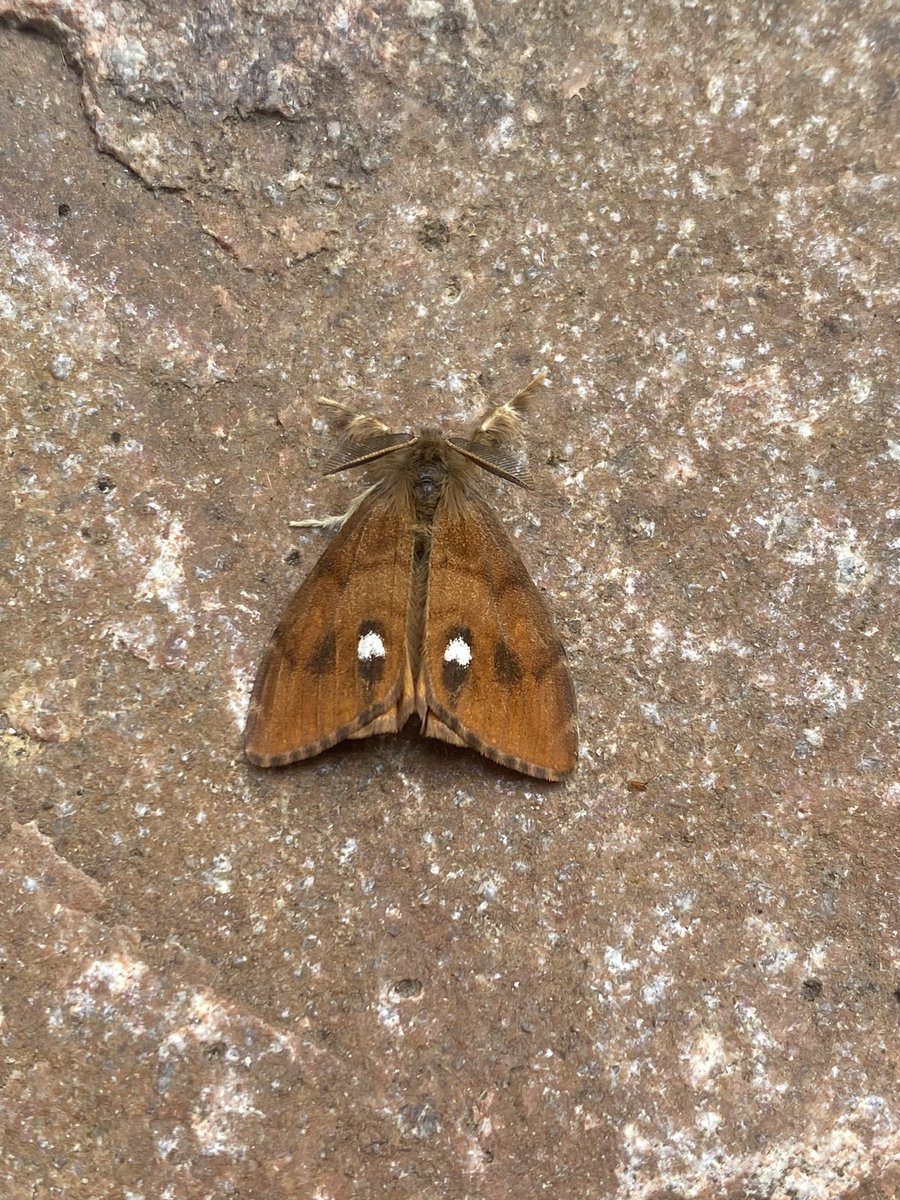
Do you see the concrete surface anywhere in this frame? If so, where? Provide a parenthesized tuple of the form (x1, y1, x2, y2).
(1, 1, 898, 1196)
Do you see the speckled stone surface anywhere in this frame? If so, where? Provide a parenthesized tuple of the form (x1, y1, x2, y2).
(1, 2, 898, 1196)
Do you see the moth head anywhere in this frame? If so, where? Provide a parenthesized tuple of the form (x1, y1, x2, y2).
(316, 370, 549, 489)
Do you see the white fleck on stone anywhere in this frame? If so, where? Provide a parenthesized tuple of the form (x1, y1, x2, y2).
(444, 637, 472, 667)
(357, 630, 386, 661)
(50, 352, 73, 380)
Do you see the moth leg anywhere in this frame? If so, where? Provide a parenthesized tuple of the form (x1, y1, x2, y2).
(289, 513, 349, 531)
(289, 483, 381, 531)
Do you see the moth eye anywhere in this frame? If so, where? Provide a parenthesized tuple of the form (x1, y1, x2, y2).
(442, 626, 473, 698)
(357, 620, 387, 688)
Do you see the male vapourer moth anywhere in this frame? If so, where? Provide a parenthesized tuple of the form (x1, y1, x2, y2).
(245, 373, 577, 780)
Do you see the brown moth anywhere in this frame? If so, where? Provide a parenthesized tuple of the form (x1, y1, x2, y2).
(244, 373, 578, 780)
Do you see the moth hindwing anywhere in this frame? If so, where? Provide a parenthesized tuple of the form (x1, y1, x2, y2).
(244, 374, 577, 780)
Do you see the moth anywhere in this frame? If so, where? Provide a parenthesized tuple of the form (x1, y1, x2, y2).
(244, 373, 578, 780)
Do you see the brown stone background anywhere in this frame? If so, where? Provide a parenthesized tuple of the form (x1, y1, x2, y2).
(1, 1, 898, 1196)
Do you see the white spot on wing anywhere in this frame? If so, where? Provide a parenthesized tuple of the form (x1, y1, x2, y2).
(357, 630, 386, 661)
(444, 637, 472, 668)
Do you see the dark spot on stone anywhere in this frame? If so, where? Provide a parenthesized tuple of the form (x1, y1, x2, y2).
(110, 430, 121, 445)
(801, 977, 823, 1001)
(57, 202, 70, 217)
(493, 639, 523, 687)
(417, 218, 451, 249)
(307, 630, 336, 677)
(392, 978, 423, 999)
(97, 475, 114, 493)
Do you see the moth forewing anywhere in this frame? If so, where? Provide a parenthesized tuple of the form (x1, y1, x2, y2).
(244, 485, 417, 765)
(419, 490, 577, 781)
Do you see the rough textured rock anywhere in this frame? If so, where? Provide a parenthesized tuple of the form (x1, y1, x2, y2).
(1, 1, 897, 1196)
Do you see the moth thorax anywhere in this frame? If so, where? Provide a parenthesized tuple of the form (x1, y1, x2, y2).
(413, 464, 444, 499)
(408, 441, 452, 520)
